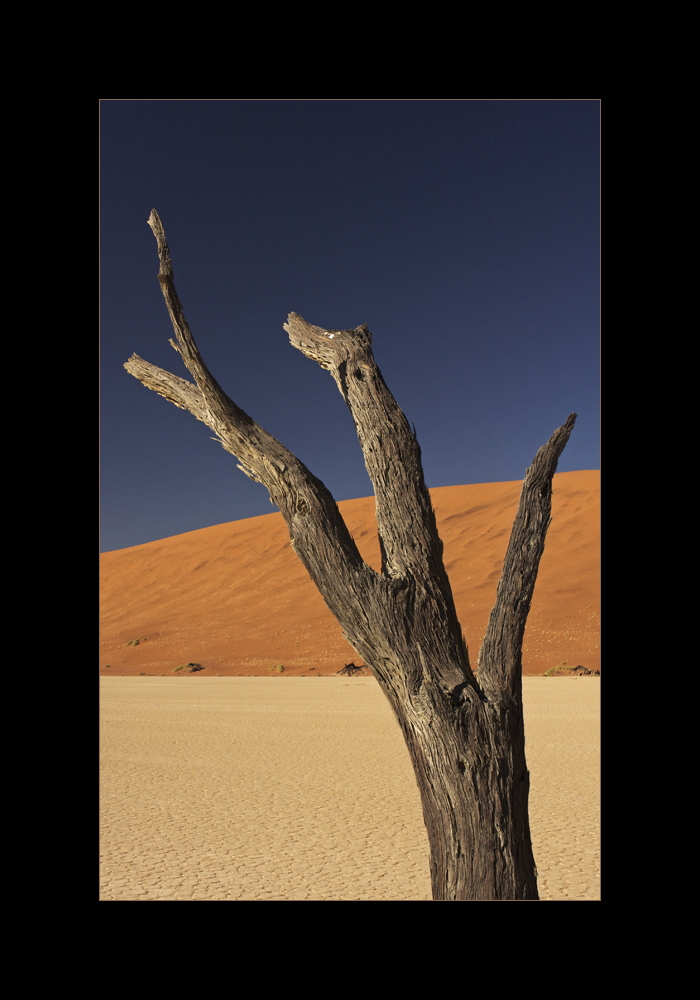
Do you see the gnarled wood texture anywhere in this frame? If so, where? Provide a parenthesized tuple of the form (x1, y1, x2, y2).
(124, 210, 576, 900)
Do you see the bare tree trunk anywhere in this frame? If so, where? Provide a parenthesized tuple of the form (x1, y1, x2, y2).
(124, 210, 576, 900)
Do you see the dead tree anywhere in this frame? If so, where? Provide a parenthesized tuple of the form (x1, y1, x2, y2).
(125, 210, 576, 901)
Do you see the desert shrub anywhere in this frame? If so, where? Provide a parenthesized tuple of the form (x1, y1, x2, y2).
(174, 662, 204, 673)
(337, 662, 366, 676)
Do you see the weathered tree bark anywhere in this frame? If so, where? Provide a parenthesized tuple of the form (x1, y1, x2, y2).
(125, 210, 576, 900)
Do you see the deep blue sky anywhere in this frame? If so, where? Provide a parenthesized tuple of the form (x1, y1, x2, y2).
(101, 100, 599, 553)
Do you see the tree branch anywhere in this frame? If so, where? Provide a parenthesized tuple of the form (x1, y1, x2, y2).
(123, 354, 211, 424)
(284, 313, 444, 584)
(477, 413, 577, 700)
(285, 312, 476, 690)
(124, 212, 377, 630)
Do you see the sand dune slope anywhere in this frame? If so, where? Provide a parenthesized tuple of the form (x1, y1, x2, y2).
(100, 470, 599, 676)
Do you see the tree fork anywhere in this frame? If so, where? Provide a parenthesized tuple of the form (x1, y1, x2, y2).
(124, 210, 576, 900)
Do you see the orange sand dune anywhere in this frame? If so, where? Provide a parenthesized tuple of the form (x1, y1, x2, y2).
(100, 470, 599, 677)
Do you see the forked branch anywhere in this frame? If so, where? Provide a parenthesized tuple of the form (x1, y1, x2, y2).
(123, 354, 211, 424)
(124, 212, 375, 627)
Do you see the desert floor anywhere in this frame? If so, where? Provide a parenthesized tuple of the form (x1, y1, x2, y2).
(100, 675, 600, 901)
